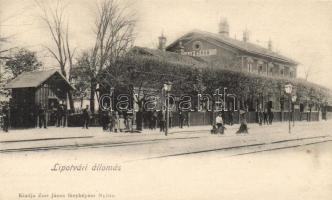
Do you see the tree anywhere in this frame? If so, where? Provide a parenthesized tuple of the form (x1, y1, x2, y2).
(37, 0, 76, 110)
(71, 52, 92, 109)
(5, 48, 42, 78)
(86, 0, 136, 113)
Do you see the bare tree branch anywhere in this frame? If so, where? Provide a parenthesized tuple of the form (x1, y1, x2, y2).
(36, 0, 76, 109)
(80, 0, 136, 112)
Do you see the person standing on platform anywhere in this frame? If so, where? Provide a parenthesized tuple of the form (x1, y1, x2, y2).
(228, 109, 234, 126)
(99, 109, 107, 131)
(109, 110, 115, 132)
(62, 104, 67, 127)
(169, 111, 173, 129)
(178, 109, 184, 129)
(38, 105, 47, 129)
(263, 107, 269, 125)
(258, 105, 263, 126)
(268, 110, 274, 125)
(2, 105, 9, 132)
(215, 112, 224, 134)
(82, 105, 90, 129)
(118, 113, 125, 132)
(113, 111, 119, 132)
(152, 110, 158, 129)
(237, 111, 248, 134)
(158, 110, 165, 132)
(56, 104, 63, 127)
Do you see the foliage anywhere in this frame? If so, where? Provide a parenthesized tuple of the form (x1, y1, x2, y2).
(5, 48, 42, 78)
(81, 0, 137, 112)
(73, 44, 331, 111)
(70, 52, 91, 100)
(97, 51, 331, 109)
(36, 0, 76, 110)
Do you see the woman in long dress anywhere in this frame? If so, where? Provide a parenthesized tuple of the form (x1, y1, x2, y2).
(118, 113, 126, 132)
(113, 111, 119, 132)
(237, 111, 248, 134)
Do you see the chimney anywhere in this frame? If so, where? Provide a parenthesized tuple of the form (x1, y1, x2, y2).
(268, 39, 272, 50)
(158, 32, 167, 51)
(219, 18, 229, 37)
(243, 29, 249, 42)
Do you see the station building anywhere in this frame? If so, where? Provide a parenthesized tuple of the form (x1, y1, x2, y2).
(165, 19, 298, 79)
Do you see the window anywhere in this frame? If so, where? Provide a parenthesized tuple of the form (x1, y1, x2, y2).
(192, 41, 203, 51)
(247, 63, 252, 72)
(258, 65, 263, 74)
(280, 69, 284, 76)
(269, 67, 273, 75)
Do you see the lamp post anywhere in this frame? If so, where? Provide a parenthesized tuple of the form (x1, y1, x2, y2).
(292, 95, 297, 127)
(285, 83, 293, 133)
(163, 82, 172, 136)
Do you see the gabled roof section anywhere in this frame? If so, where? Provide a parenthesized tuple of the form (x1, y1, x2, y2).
(166, 30, 298, 65)
(129, 46, 207, 67)
(5, 69, 74, 90)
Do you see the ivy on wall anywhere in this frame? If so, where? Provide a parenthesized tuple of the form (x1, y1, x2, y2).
(98, 51, 331, 110)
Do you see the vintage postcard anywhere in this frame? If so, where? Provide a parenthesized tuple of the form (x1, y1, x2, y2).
(0, 0, 332, 199)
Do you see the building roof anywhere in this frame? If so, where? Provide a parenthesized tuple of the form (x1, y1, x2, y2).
(4, 69, 74, 89)
(166, 30, 298, 65)
(129, 46, 207, 67)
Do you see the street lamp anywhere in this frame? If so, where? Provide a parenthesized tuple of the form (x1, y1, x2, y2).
(163, 82, 172, 136)
(284, 83, 293, 133)
(292, 95, 297, 127)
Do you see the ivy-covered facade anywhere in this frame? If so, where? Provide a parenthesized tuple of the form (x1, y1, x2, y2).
(101, 47, 330, 121)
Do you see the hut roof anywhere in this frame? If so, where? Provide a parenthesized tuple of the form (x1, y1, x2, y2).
(4, 69, 74, 90)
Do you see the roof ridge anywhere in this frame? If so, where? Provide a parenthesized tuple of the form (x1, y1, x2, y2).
(167, 29, 298, 65)
(4, 69, 73, 90)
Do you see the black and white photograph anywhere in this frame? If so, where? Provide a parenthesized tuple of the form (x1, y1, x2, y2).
(1, 0, 332, 199)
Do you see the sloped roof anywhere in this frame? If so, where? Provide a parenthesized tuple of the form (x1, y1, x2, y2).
(129, 46, 207, 67)
(166, 30, 298, 65)
(5, 69, 74, 89)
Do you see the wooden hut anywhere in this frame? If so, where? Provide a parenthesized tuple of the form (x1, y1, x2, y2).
(5, 69, 74, 128)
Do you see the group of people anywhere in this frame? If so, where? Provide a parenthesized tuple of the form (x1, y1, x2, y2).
(36, 103, 67, 129)
(257, 109, 274, 125)
(212, 107, 279, 135)
(212, 111, 249, 134)
(96, 108, 189, 133)
(156, 109, 188, 132)
(82, 105, 129, 132)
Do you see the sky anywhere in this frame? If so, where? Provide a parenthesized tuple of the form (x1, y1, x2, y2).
(1, 0, 332, 88)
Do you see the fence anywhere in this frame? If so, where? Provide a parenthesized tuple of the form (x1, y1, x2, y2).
(66, 111, 322, 128)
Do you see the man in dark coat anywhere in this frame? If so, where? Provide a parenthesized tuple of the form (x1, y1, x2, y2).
(228, 110, 234, 126)
(158, 110, 165, 132)
(136, 109, 143, 131)
(151, 110, 158, 129)
(100, 109, 109, 131)
(237, 111, 248, 134)
(56, 104, 63, 127)
(82, 105, 90, 129)
(2, 106, 9, 132)
(178, 110, 184, 128)
(268, 111, 274, 125)
(263, 108, 269, 125)
(38, 105, 47, 129)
